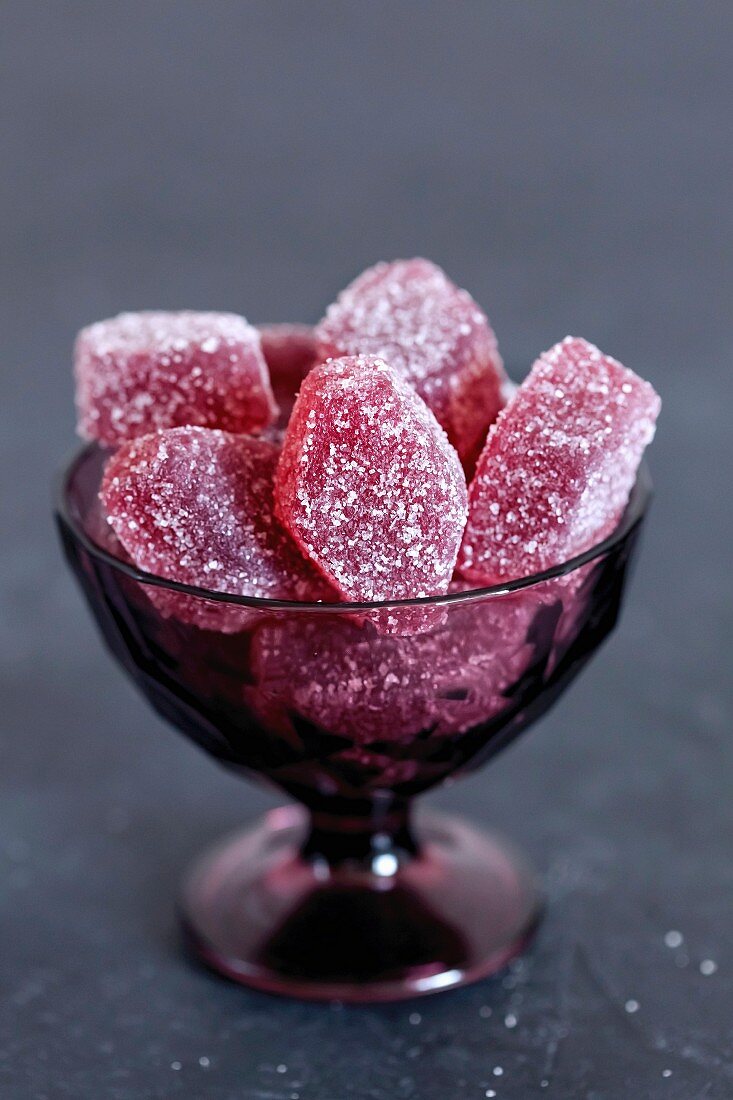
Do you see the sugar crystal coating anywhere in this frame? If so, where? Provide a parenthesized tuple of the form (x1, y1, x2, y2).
(314, 259, 507, 468)
(275, 355, 468, 602)
(75, 311, 277, 445)
(458, 336, 661, 583)
(100, 427, 333, 630)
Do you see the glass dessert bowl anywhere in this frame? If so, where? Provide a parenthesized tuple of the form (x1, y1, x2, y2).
(56, 440, 650, 1002)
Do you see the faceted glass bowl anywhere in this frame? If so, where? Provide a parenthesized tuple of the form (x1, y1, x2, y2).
(56, 435, 649, 1002)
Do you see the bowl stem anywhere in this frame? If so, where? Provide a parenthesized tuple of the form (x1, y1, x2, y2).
(300, 795, 419, 869)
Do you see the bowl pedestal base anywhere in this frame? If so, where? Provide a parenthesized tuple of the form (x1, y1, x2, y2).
(181, 805, 542, 1003)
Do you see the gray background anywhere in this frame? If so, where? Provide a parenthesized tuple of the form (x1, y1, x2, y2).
(1, 2, 731, 1097)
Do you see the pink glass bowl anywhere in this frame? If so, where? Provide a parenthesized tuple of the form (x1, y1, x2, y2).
(56, 431, 649, 1002)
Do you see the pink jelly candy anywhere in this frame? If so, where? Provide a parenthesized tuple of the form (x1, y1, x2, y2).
(259, 324, 317, 415)
(75, 311, 277, 445)
(258, 324, 319, 444)
(458, 336, 661, 584)
(100, 427, 332, 630)
(248, 590, 538, 752)
(275, 355, 468, 602)
(314, 259, 507, 468)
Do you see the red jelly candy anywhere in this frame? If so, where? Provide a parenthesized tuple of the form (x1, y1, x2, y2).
(249, 617, 437, 745)
(100, 427, 332, 631)
(458, 336, 661, 584)
(75, 311, 277, 445)
(248, 592, 538, 752)
(259, 323, 318, 424)
(314, 259, 507, 468)
(275, 355, 468, 602)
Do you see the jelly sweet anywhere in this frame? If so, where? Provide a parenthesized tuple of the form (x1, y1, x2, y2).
(259, 323, 318, 425)
(275, 355, 468, 602)
(249, 592, 536, 750)
(100, 427, 332, 630)
(458, 336, 661, 584)
(75, 311, 277, 445)
(314, 259, 507, 468)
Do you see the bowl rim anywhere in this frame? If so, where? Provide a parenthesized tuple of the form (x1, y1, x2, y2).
(56, 444, 652, 614)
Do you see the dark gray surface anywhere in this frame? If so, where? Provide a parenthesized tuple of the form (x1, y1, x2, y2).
(1, 3, 732, 1097)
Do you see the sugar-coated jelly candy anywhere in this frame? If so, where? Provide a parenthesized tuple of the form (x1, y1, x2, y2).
(258, 324, 319, 444)
(259, 323, 318, 418)
(100, 427, 332, 630)
(275, 355, 468, 602)
(249, 592, 537, 749)
(75, 311, 277, 445)
(458, 336, 661, 584)
(314, 259, 507, 468)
